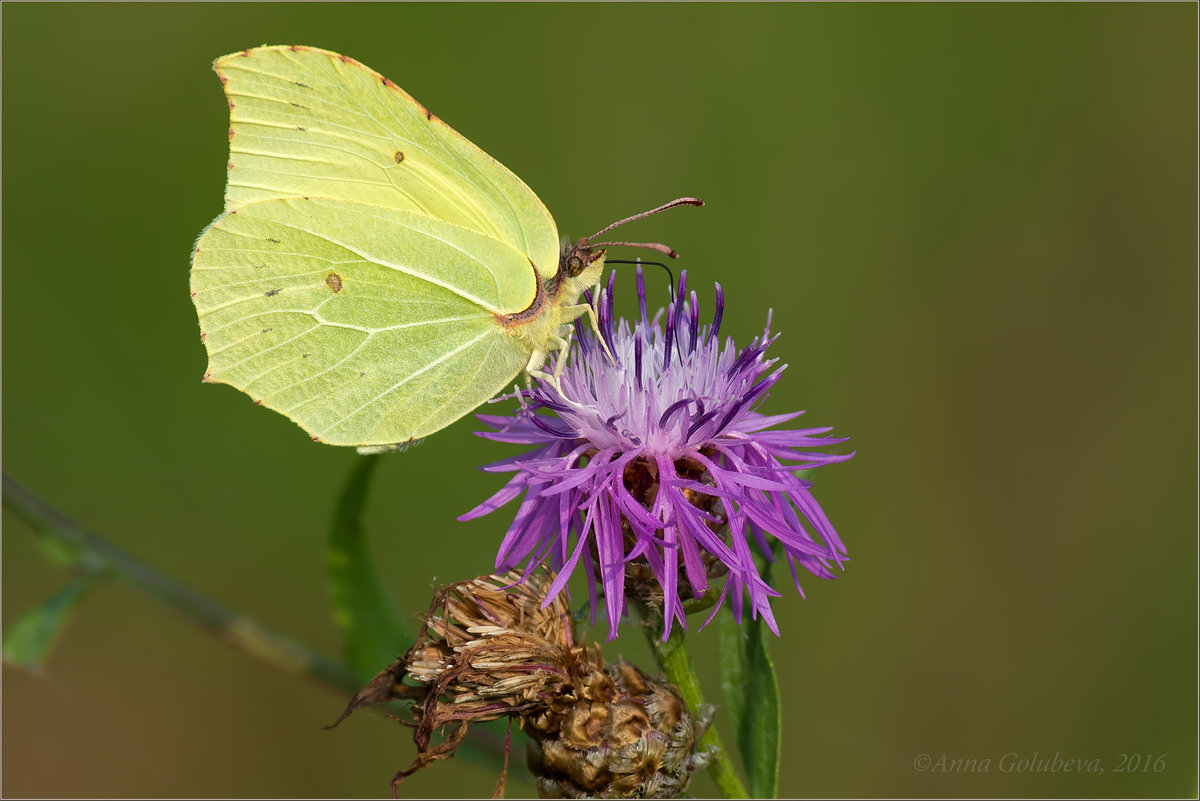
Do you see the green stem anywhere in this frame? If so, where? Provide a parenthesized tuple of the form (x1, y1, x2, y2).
(3, 473, 363, 693)
(641, 611, 750, 799)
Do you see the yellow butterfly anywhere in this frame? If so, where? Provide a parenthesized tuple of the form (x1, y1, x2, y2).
(191, 45, 699, 450)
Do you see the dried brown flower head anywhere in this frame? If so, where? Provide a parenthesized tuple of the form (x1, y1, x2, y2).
(330, 568, 712, 798)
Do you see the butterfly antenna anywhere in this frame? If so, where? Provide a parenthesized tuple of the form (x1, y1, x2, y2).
(588, 240, 680, 258)
(586, 197, 704, 240)
(584, 197, 704, 259)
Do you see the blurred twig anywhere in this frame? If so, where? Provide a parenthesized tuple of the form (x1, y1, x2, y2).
(2, 473, 515, 781)
(3, 473, 361, 692)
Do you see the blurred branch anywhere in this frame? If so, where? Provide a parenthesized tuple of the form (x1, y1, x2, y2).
(2, 473, 515, 780)
(2, 473, 359, 693)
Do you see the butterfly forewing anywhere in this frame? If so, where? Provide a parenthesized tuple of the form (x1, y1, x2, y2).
(217, 45, 560, 279)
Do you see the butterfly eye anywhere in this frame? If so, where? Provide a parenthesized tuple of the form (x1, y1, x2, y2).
(565, 254, 586, 277)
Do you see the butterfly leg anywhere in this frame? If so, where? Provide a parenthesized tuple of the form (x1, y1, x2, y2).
(525, 340, 557, 384)
(550, 328, 574, 386)
(526, 330, 590, 413)
(564, 301, 617, 366)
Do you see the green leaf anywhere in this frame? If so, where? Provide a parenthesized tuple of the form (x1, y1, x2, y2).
(327, 455, 410, 682)
(31, 534, 84, 570)
(3, 576, 95, 671)
(718, 604, 782, 799)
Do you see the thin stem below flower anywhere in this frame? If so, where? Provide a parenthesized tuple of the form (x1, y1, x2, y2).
(638, 606, 750, 799)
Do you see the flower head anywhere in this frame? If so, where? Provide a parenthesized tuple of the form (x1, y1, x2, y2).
(461, 268, 853, 639)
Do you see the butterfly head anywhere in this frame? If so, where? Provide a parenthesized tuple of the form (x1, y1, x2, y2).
(553, 198, 704, 306)
(554, 239, 607, 304)
(562, 238, 607, 275)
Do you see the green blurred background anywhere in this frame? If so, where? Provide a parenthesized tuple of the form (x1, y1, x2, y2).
(3, 3, 1196, 797)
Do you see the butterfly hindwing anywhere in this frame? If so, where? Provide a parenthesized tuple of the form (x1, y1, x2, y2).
(191, 196, 534, 446)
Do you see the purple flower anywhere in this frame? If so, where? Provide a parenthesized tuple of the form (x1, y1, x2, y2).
(460, 268, 853, 639)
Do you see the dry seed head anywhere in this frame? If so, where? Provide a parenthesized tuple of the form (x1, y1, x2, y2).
(330, 567, 712, 798)
(528, 660, 714, 798)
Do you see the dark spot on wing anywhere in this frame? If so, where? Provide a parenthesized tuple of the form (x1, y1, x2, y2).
(297, 126, 308, 132)
(265, 288, 281, 297)
(254, 399, 263, 405)
(228, 128, 235, 139)
(302, 353, 311, 359)
(326, 273, 344, 293)
(426, 110, 433, 121)
(267, 237, 280, 244)
(290, 102, 309, 109)
(261, 328, 272, 333)
(296, 82, 312, 89)
(393, 150, 405, 163)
